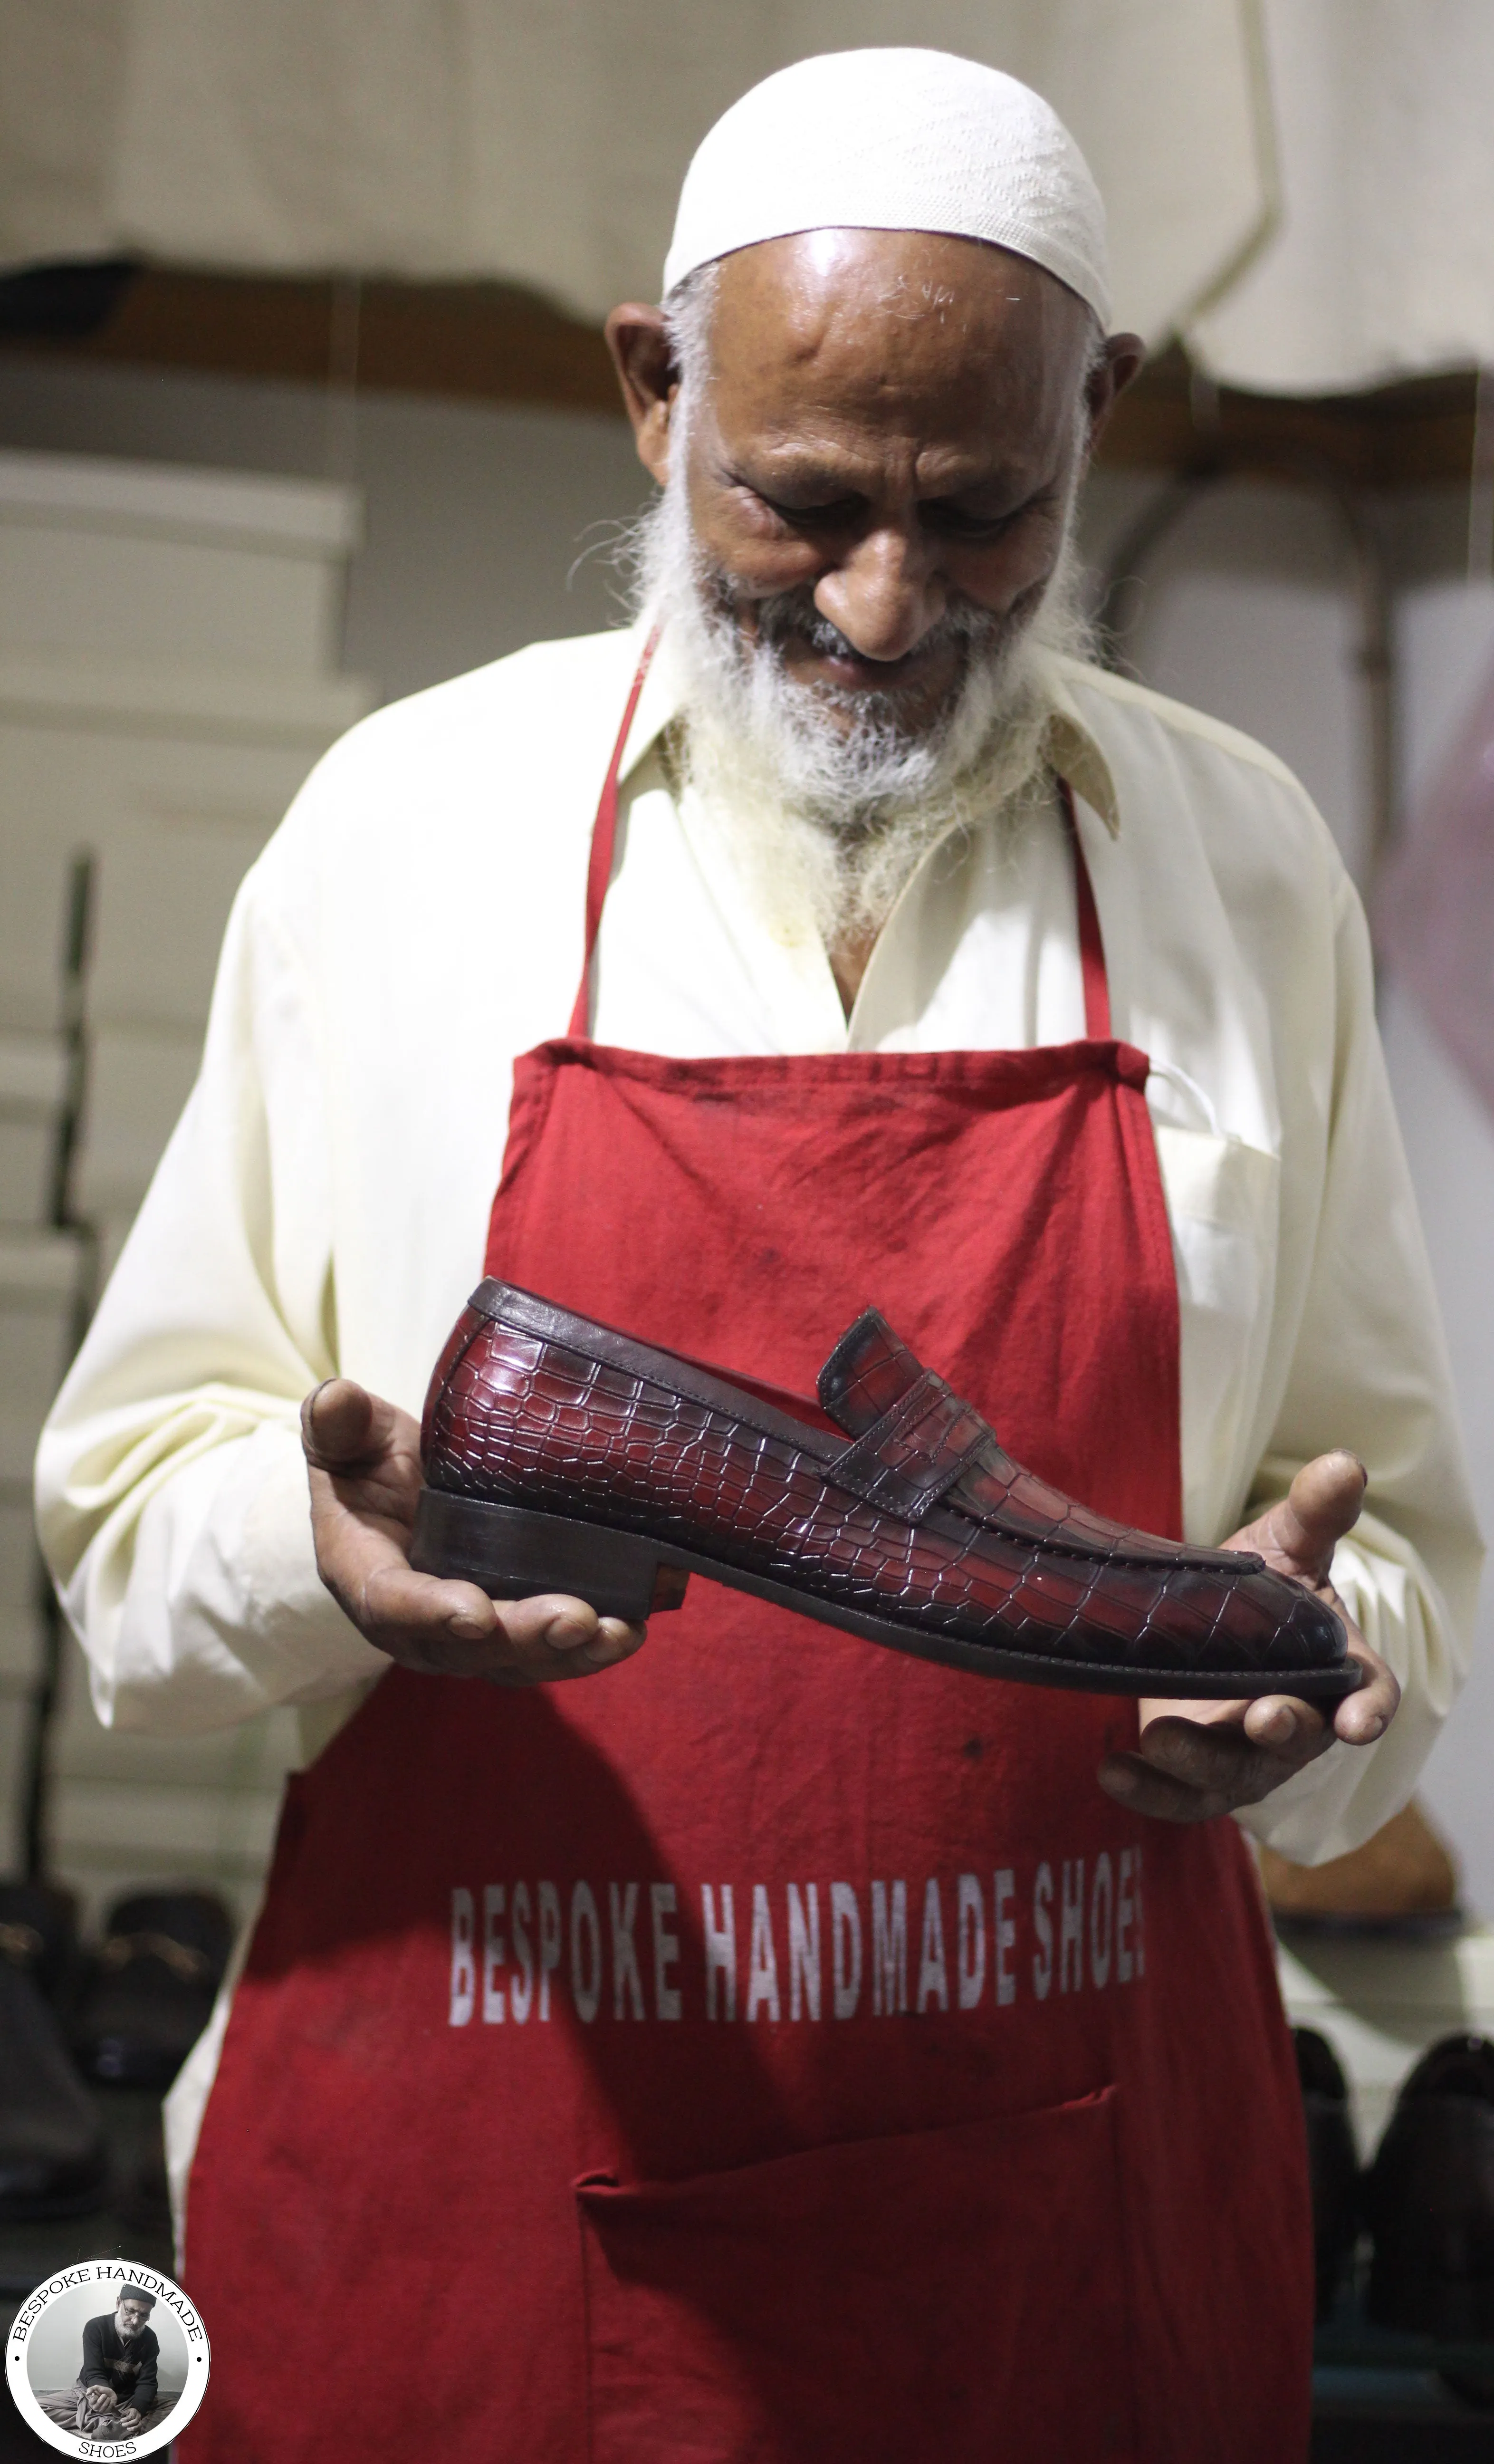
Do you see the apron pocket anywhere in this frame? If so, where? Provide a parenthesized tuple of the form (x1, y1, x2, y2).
(575, 2086, 1134, 2464)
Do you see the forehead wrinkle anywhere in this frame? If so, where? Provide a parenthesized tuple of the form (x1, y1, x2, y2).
(777, 293, 1004, 404)
(716, 358, 1067, 493)
(737, 428, 1055, 505)
(715, 315, 1074, 476)
(707, 234, 1092, 469)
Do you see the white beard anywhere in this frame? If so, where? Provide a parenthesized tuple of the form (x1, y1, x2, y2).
(629, 449, 1092, 954)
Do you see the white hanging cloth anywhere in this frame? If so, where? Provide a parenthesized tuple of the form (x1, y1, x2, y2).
(1184, 0, 1494, 393)
(2, 0, 1493, 394)
(0, 0, 1271, 349)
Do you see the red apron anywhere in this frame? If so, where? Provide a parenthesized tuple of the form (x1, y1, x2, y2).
(184, 660, 1312, 2463)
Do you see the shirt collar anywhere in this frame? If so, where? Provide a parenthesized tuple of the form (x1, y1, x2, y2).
(1040, 657, 1121, 836)
(613, 616, 1121, 837)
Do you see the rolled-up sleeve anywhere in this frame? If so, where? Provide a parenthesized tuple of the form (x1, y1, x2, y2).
(1235, 870, 1483, 1862)
(34, 854, 386, 1735)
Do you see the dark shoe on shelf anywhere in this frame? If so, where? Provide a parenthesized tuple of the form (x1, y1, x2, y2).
(0, 1877, 87, 2012)
(0, 1951, 108, 2220)
(1366, 2035, 1494, 2338)
(72, 1889, 234, 2089)
(1293, 2026, 1361, 2321)
(412, 1281, 1358, 1700)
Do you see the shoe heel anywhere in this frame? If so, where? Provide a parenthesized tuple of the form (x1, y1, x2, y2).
(411, 1491, 688, 1622)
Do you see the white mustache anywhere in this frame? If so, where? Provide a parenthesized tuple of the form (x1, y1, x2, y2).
(743, 584, 1003, 670)
(623, 437, 1091, 947)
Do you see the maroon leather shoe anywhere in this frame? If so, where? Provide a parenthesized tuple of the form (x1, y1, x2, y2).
(411, 1280, 1359, 1700)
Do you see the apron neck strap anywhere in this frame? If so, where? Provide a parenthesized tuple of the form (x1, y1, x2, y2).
(569, 647, 1114, 1047)
(568, 629, 661, 1040)
(1059, 779, 1112, 1041)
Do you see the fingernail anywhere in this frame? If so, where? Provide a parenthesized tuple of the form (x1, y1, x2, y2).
(448, 1612, 488, 1641)
(548, 1615, 593, 1649)
(1102, 1762, 1137, 1796)
(1356, 1713, 1386, 1742)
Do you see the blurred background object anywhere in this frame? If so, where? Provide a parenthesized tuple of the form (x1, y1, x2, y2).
(1264, 1801, 1463, 1932)
(3, 0, 1493, 391)
(1294, 2024, 1361, 2324)
(0, 444, 367, 1926)
(0, 434, 367, 2377)
(1365, 2034, 1494, 2342)
(1377, 647, 1494, 1128)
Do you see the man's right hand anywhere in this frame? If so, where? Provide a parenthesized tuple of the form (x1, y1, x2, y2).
(301, 1378, 647, 1685)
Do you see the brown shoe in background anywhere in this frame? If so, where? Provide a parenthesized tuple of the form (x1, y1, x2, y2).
(1262, 1799, 1460, 1933)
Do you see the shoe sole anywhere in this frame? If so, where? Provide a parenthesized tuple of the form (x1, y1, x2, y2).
(412, 1490, 1362, 1702)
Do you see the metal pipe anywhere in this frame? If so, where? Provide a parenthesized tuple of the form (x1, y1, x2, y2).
(21, 850, 98, 1881)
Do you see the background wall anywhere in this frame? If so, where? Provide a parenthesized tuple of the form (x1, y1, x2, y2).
(0, 353, 1488, 1907)
(0, 358, 644, 702)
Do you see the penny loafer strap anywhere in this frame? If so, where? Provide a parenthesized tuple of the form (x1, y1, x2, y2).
(829, 1367, 994, 1521)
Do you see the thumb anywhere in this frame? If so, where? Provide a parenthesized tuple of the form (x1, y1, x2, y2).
(301, 1377, 381, 1470)
(1263, 1450, 1367, 1585)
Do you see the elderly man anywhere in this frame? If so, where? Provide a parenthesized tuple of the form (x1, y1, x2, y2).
(37, 47, 1478, 2464)
(38, 2287, 164, 2439)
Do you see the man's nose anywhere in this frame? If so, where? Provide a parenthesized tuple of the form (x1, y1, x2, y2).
(814, 525, 944, 664)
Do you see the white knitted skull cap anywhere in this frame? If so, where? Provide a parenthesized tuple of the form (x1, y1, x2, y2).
(663, 48, 1111, 328)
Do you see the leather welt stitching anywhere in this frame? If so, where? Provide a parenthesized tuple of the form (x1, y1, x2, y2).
(478, 1291, 841, 1463)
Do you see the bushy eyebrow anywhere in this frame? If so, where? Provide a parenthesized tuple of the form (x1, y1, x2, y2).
(722, 447, 1060, 511)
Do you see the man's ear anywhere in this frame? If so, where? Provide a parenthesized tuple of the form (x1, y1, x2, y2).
(1082, 331, 1146, 458)
(605, 304, 677, 484)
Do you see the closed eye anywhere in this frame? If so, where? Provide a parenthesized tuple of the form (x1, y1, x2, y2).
(738, 485, 1043, 541)
(745, 485, 865, 527)
(921, 504, 1020, 541)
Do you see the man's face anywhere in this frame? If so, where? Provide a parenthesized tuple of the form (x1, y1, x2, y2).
(116, 2299, 149, 2338)
(652, 229, 1108, 744)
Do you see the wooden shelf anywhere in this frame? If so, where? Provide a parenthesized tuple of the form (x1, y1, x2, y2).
(1101, 346, 1478, 491)
(0, 267, 621, 417)
(0, 268, 1480, 485)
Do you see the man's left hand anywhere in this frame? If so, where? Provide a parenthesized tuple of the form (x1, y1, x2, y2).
(1097, 1450, 1399, 1823)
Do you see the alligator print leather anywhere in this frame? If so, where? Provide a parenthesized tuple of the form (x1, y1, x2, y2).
(415, 1280, 1356, 1696)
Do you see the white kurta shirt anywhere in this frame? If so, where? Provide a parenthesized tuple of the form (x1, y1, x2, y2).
(35, 618, 1483, 1868)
